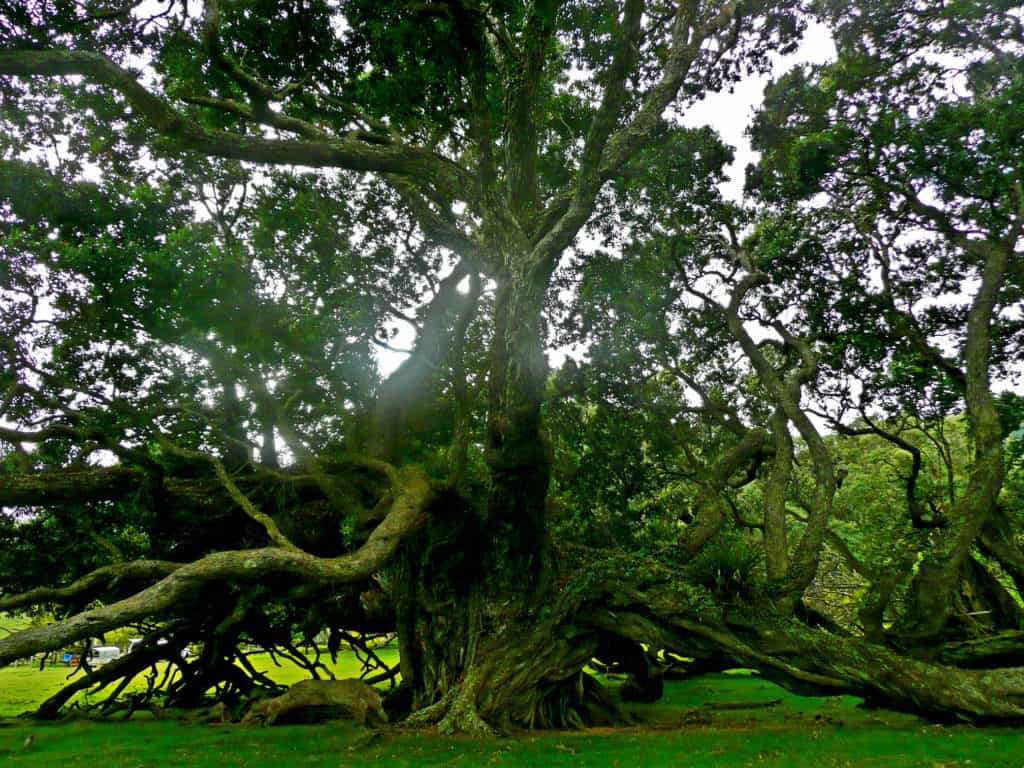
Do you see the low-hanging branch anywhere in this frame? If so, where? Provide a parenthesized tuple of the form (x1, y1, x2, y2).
(0, 560, 182, 613)
(0, 465, 433, 667)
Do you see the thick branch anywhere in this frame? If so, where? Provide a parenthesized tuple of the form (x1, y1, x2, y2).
(0, 50, 471, 192)
(676, 429, 766, 558)
(503, 0, 562, 226)
(0, 466, 432, 666)
(0, 466, 143, 506)
(370, 260, 477, 461)
(182, 94, 329, 140)
(763, 409, 792, 583)
(0, 560, 181, 612)
(722, 272, 834, 595)
(893, 237, 1010, 643)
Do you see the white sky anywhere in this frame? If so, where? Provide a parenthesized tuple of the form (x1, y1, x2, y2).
(679, 20, 837, 202)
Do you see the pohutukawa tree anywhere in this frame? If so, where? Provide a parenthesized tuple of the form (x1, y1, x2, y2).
(0, 0, 1023, 733)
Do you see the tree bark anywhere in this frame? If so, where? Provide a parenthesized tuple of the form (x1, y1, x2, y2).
(484, 265, 553, 587)
(892, 241, 1009, 645)
(764, 410, 792, 583)
(0, 466, 145, 506)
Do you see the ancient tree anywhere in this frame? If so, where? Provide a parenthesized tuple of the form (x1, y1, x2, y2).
(1, 0, 1023, 733)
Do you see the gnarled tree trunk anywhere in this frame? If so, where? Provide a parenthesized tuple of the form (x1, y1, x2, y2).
(390, 259, 565, 733)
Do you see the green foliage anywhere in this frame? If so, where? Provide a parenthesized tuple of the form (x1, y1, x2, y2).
(747, 0, 1024, 423)
(686, 530, 763, 603)
(997, 392, 1024, 467)
(546, 386, 669, 548)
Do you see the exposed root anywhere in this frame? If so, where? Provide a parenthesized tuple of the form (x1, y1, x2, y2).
(438, 691, 497, 737)
(405, 671, 498, 736)
(403, 695, 452, 727)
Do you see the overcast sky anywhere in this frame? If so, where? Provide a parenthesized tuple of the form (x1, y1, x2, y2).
(679, 20, 837, 201)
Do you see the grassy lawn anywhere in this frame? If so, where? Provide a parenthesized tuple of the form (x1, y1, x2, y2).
(1, 662, 1023, 767)
(0, 717, 1021, 768)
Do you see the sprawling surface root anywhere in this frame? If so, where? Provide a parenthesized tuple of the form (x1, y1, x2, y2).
(400, 612, 619, 733)
(8, 536, 1024, 729)
(567, 555, 1024, 722)
(437, 677, 498, 736)
(394, 549, 629, 732)
(392, 544, 1024, 732)
(407, 665, 620, 735)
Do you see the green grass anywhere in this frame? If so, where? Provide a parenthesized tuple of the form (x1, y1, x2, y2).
(1, 662, 1023, 767)
(0, 701, 1022, 767)
(0, 614, 31, 635)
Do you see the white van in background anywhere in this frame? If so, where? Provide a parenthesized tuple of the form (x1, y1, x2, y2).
(88, 646, 121, 665)
(127, 637, 192, 658)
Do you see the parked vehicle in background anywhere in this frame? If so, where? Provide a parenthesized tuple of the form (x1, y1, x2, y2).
(87, 646, 121, 666)
(127, 637, 192, 658)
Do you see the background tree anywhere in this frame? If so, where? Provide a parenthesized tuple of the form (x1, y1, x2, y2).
(749, 0, 1024, 646)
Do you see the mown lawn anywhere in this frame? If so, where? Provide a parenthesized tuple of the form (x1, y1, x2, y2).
(1, 663, 1022, 767)
(1, 695, 1022, 768)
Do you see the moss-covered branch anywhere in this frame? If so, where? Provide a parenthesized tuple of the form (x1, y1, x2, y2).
(0, 466, 433, 667)
(0, 560, 182, 613)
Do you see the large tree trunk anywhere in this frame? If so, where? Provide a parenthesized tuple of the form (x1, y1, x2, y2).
(484, 269, 552, 586)
(476, 547, 1024, 726)
(394, 540, 641, 733)
(391, 550, 1024, 730)
(390, 261, 566, 733)
(392, 521, 621, 733)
